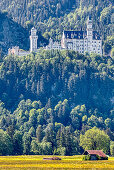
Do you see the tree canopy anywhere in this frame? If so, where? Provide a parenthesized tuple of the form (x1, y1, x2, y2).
(80, 127, 110, 154)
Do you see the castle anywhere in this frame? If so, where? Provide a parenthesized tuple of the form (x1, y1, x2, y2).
(46, 18, 102, 55)
(8, 18, 102, 56)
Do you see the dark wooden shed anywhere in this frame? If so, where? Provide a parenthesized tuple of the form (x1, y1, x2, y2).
(83, 150, 108, 160)
(43, 157, 61, 160)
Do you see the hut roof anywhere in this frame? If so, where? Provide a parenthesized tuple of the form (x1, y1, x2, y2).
(84, 150, 107, 158)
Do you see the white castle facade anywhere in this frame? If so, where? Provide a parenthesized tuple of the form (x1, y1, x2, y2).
(47, 18, 102, 55)
(8, 18, 102, 56)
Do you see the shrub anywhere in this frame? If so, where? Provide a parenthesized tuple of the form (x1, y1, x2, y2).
(110, 141, 114, 156)
(54, 147, 66, 156)
(82, 155, 91, 161)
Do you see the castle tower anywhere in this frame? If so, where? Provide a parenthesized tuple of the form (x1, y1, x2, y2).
(87, 17, 93, 53)
(87, 17, 93, 40)
(61, 31, 67, 49)
(30, 27, 38, 52)
(49, 37, 53, 48)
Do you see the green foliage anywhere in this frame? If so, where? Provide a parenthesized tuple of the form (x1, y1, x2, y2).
(0, 0, 113, 157)
(83, 155, 91, 161)
(55, 147, 66, 156)
(23, 132, 32, 155)
(80, 127, 110, 154)
(31, 140, 42, 155)
(103, 36, 114, 54)
(31, 140, 53, 155)
(0, 50, 113, 156)
(87, 115, 99, 127)
(110, 141, 114, 156)
(0, 129, 13, 155)
(13, 131, 23, 155)
(36, 125, 43, 143)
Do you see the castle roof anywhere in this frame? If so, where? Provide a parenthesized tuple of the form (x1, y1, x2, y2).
(64, 31, 84, 39)
(93, 31, 101, 40)
(64, 31, 101, 40)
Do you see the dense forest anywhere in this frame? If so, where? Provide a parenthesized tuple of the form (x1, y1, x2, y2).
(0, 0, 113, 156)
(0, 50, 114, 155)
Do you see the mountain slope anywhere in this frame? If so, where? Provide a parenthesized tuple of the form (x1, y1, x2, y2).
(0, 12, 29, 54)
(0, 50, 113, 112)
(0, 0, 113, 26)
(0, 0, 77, 24)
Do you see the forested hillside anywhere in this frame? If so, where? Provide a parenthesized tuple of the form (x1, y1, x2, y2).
(0, 50, 114, 155)
(0, 50, 113, 111)
(0, 0, 77, 23)
(0, 0, 113, 156)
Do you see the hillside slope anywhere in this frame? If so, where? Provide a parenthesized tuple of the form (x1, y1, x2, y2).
(0, 51, 113, 156)
(0, 12, 29, 54)
(0, 0, 77, 24)
(0, 50, 113, 112)
(0, 0, 113, 26)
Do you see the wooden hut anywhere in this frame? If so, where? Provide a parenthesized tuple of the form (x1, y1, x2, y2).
(83, 150, 108, 160)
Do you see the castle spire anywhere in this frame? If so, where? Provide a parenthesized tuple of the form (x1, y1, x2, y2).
(61, 31, 67, 49)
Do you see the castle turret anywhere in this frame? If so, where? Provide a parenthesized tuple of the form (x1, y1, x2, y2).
(30, 27, 38, 52)
(87, 17, 93, 53)
(61, 31, 67, 49)
(87, 17, 93, 40)
(49, 38, 53, 48)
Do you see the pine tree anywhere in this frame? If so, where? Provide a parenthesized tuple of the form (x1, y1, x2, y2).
(36, 125, 43, 143)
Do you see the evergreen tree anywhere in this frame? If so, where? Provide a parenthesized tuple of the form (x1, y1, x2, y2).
(36, 125, 43, 143)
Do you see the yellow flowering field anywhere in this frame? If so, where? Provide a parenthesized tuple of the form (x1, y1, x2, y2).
(0, 155, 114, 170)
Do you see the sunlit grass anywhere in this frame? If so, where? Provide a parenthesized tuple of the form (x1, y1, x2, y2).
(0, 155, 114, 170)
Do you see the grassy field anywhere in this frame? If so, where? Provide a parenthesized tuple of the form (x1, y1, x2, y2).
(0, 155, 114, 170)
